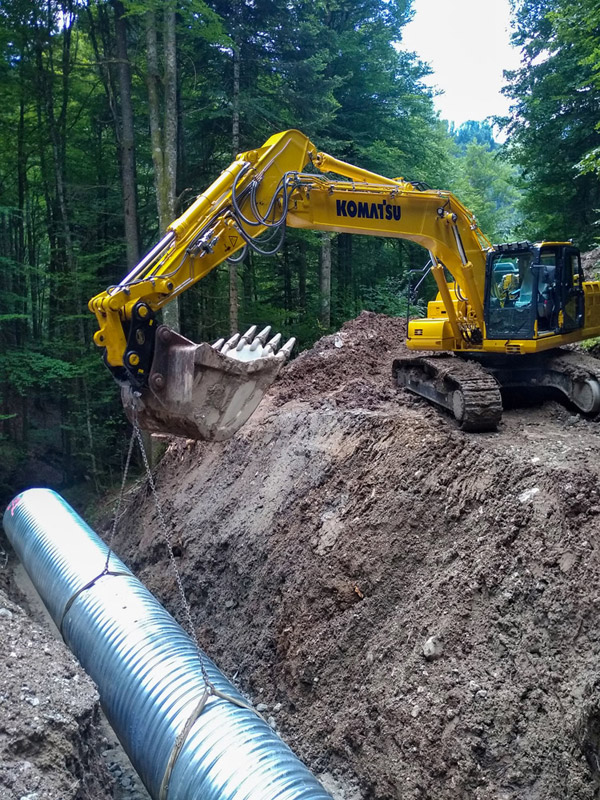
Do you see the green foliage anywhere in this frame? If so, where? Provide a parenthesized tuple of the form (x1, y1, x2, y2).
(577, 146, 600, 178)
(579, 336, 600, 352)
(361, 276, 426, 318)
(0, 0, 531, 506)
(451, 120, 498, 152)
(0, 351, 79, 396)
(449, 138, 523, 242)
(503, 0, 600, 248)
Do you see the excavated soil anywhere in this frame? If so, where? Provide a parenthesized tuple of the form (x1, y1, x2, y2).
(106, 312, 600, 799)
(4, 311, 600, 799)
(0, 565, 111, 799)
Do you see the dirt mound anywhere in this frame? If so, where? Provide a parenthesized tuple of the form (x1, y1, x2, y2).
(273, 313, 408, 410)
(0, 547, 151, 800)
(103, 313, 600, 797)
(583, 248, 600, 279)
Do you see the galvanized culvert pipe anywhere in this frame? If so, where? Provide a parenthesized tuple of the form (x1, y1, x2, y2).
(3, 489, 332, 800)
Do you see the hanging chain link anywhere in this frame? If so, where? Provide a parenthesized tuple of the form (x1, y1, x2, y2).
(104, 425, 137, 572)
(106, 402, 213, 692)
(126, 405, 259, 720)
(132, 424, 206, 660)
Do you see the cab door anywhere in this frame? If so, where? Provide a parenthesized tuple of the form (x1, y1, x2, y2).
(559, 246, 584, 332)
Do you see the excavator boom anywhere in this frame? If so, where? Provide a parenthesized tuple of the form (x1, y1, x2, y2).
(89, 130, 314, 439)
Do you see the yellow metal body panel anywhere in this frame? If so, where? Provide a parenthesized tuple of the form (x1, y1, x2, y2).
(285, 185, 489, 293)
(407, 281, 600, 354)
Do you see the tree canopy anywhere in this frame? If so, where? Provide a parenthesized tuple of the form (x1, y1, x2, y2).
(503, 0, 600, 247)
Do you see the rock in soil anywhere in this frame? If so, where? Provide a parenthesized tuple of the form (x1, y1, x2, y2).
(0, 579, 111, 799)
(0, 551, 150, 800)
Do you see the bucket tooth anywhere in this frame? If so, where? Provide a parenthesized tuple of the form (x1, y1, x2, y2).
(278, 338, 296, 360)
(264, 333, 282, 354)
(256, 326, 272, 345)
(220, 332, 241, 355)
(237, 325, 258, 349)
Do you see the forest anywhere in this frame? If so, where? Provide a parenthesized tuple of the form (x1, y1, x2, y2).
(0, 0, 599, 506)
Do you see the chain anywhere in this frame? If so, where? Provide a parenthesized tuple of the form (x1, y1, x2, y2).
(106, 401, 262, 716)
(104, 425, 137, 572)
(131, 418, 211, 680)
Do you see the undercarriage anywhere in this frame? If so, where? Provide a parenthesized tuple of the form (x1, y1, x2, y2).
(394, 349, 600, 431)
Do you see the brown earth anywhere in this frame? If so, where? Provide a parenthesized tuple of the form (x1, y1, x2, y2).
(0, 567, 111, 799)
(109, 312, 600, 799)
(582, 248, 600, 278)
(4, 311, 600, 799)
(0, 536, 152, 800)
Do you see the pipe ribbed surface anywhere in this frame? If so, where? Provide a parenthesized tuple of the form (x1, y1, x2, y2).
(3, 489, 332, 800)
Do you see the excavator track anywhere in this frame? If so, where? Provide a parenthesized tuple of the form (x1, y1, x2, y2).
(393, 354, 503, 432)
(486, 348, 600, 415)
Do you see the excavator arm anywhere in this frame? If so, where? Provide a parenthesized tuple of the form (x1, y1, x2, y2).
(89, 129, 493, 439)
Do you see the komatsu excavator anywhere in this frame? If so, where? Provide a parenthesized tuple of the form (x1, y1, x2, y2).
(89, 129, 600, 437)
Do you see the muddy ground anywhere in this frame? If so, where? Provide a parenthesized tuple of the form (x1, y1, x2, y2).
(0, 563, 109, 799)
(3, 311, 600, 798)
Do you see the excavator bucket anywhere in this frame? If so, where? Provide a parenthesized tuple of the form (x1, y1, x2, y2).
(121, 325, 294, 441)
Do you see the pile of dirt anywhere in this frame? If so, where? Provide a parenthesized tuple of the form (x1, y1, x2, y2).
(582, 248, 600, 279)
(0, 550, 149, 800)
(106, 311, 600, 799)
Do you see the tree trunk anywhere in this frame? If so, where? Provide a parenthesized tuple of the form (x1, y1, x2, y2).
(232, 42, 240, 156)
(164, 6, 177, 222)
(337, 232, 354, 314)
(37, 5, 78, 478)
(145, 7, 179, 333)
(16, 73, 27, 348)
(229, 24, 241, 332)
(113, 0, 140, 268)
(283, 241, 292, 315)
(229, 262, 239, 332)
(95, 3, 120, 126)
(145, 10, 167, 228)
(298, 238, 307, 311)
(320, 233, 332, 329)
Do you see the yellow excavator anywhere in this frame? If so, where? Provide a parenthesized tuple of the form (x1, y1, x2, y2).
(88, 129, 600, 436)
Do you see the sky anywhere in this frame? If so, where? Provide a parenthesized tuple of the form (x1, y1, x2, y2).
(401, 0, 523, 128)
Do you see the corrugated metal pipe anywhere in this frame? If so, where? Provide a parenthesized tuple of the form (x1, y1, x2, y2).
(3, 488, 332, 800)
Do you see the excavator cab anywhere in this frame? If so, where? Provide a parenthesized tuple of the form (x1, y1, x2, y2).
(485, 242, 585, 341)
